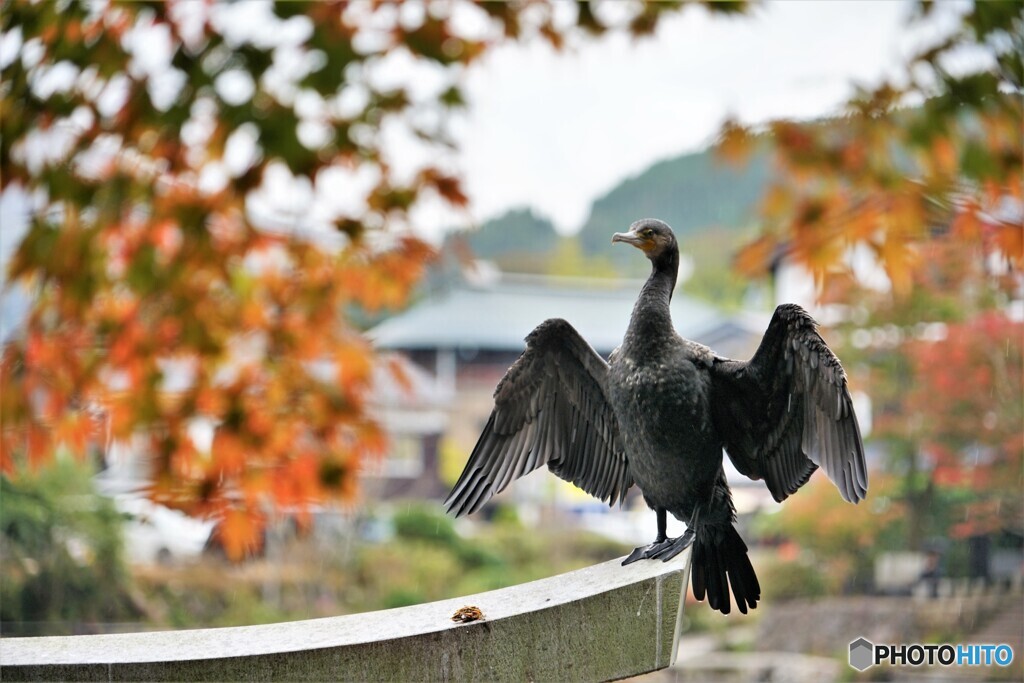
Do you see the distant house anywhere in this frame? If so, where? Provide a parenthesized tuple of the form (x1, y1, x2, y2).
(372, 270, 767, 365)
(362, 353, 450, 500)
(369, 270, 778, 512)
(94, 353, 451, 504)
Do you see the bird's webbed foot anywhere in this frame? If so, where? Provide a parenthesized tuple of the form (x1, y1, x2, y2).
(621, 527, 695, 565)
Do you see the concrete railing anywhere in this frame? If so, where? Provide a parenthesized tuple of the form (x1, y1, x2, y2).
(1, 549, 691, 682)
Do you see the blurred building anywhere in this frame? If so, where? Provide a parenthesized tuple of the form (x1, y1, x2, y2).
(92, 352, 450, 501)
(362, 353, 450, 500)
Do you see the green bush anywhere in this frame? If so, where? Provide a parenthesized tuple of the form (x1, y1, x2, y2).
(489, 503, 521, 528)
(757, 558, 828, 602)
(1, 459, 141, 635)
(392, 503, 460, 548)
(353, 542, 462, 609)
(382, 588, 426, 609)
(390, 502, 504, 570)
(453, 541, 504, 570)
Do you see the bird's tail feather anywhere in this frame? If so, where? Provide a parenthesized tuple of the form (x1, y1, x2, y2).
(691, 525, 760, 615)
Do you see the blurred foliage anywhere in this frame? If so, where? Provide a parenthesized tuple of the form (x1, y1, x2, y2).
(679, 227, 755, 309)
(754, 558, 827, 602)
(391, 501, 502, 568)
(845, 258, 1024, 547)
(392, 501, 461, 546)
(756, 473, 907, 591)
(126, 510, 630, 631)
(355, 542, 462, 609)
(680, 596, 759, 639)
(488, 501, 522, 527)
(0, 0, 747, 558)
(0, 458, 140, 635)
(355, 510, 627, 609)
(719, 2, 1022, 288)
(718, 0, 1023, 550)
(544, 236, 620, 279)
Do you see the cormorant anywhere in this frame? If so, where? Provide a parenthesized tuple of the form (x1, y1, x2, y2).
(444, 218, 868, 615)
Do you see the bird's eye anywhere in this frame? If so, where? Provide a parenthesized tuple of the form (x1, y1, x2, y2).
(642, 229, 654, 238)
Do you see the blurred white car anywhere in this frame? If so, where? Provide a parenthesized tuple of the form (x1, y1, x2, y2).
(114, 496, 215, 565)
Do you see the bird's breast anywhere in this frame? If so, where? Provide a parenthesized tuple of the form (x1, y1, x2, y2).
(608, 353, 722, 509)
(609, 356, 715, 448)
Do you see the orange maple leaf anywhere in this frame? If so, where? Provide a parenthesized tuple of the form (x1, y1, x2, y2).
(55, 413, 92, 457)
(734, 234, 778, 278)
(218, 508, 264, 561)
(335, 340, 372, 388)
(992, 221, 1023, 263)
(212, 428, 247, 476)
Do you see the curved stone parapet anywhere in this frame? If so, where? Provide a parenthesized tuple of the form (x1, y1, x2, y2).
(1, 549, 691, 682)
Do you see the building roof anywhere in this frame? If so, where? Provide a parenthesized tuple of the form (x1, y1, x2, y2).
(369, 273, 756, 357)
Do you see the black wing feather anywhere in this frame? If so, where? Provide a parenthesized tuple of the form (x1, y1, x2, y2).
(444, 318, 633, 517)
(710, 304, 868, 503)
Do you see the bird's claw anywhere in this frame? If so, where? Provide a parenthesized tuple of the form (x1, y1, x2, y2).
(622, 528, 695, 565)
(621, 544, 654, 565)
(651, 528, 695, 562)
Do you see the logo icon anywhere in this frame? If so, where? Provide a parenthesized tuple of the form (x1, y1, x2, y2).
(849, 637, 874, 671)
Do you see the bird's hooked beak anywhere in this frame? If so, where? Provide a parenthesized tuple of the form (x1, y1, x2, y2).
(611, 229, 648, 250)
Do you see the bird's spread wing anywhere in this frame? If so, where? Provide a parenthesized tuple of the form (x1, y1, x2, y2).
(709, 304, 868, 503)
(444, 318, 633, 517)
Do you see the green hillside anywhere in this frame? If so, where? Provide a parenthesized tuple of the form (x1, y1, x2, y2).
(444, 145, 772, 304)
(446, 207, 560, 273)
(577, 147, 771, 274)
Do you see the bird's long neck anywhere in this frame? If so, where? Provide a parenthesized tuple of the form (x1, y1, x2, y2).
(625, 248, 679, 347)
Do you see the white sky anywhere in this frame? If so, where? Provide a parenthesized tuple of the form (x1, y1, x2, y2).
(415, 0, 920, 237)
(2, 0, 965, 258)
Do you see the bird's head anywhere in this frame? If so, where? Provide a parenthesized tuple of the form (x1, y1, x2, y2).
(611, 218, 677, 263)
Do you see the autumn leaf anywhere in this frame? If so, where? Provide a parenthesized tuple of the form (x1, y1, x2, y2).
(218, 508, 264, 562)
(55, 413, 93, 457)
(0, 0, 743, 558)
(992, 220, 1023, 262)
(336, 339, 373, 388)
(27, 425, 53, 471)
(874, 236, 918, 298)
(717, 1, 1021, 294)
(418, 168, 469, 207)
(386, 355, 414, 396)
(718, 0, 1023, 550)
(212, 428, 247, 477)
(716, 118, 754, 166)
(733, 233, 778, 278)
(931, 136, 958, 175)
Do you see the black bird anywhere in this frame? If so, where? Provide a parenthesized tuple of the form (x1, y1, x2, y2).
(444, 218, 868, 615)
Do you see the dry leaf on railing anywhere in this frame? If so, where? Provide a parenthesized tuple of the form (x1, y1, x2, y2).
(450, 606, 484, 623)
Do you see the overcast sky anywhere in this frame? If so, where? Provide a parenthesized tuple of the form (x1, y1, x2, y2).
(2, 0, 963, 256)
(413, 0, 928, 237)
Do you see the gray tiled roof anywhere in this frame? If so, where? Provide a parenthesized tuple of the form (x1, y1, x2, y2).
(369, 274, 733, 356)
